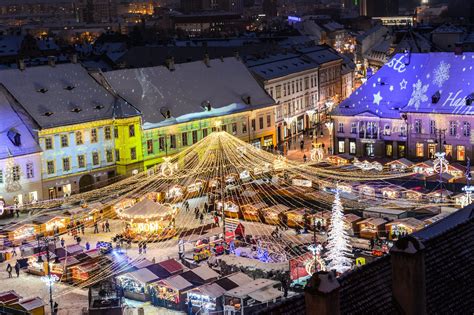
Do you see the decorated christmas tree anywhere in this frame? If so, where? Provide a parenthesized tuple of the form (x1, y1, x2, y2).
(325, 188, 353, 274)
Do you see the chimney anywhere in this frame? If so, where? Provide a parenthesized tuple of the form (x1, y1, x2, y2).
(204, 54, 210, 67)
(71, 54, 78, 64)
(390, 236, 427, 315)
(166, 57, 175, 71)
(48, 56, 56, 67)
(18, 59, 25, 71)
(305, 271, 340, 315)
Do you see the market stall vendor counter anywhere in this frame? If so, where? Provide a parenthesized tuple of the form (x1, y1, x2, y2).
(180, 265, 219, 286)
(219, 199, 240, 219)
(284, 208, 312, 229)
(150, 275, 193, 310)
(50, 255, 81, 282)
(3, 223, 38, 244)
(117, 267, 160, 301)
(33, 215, 70, 236)
(260, 204, 289, 225)
(357, 218, 387, 239)
(26, 251, 57, 276)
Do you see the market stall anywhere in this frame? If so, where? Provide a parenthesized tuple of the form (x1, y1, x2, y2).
(284, 208, 312, 229)
(193, 235, 228, 262)
(3, 223, 38, 243)
(26, 251, 56, 276)
(356, 218, 387, 239)
(64, 202, 103, 224)
(241, 202, 268, 222)
(187, 180, 205, 198)
(165, 185, 185, 201)
(180, 266, 219, 286)
(187, 283, 226, 313)
(343, 213, 362, 236)
(33, 215, 70, 236)
(116, 199, 177, 241)
(357, 185, 376, 199)
(70, 261, 101, 283)
(313, 211, 331, 230)
(220, 199, 240, 219)
(150, 275, 193, 310)
(50, 256, 81, 282)
(117, 267, 160, 301)
(386, 218, 424, 240)
(260, 204, 289, 225)
(380, 186, 403, 199)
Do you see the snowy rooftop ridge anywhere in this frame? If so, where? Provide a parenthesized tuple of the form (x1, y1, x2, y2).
(104, 57, 275, 127)
(333, 52, 474, 118)
(0, 63, 140, 129)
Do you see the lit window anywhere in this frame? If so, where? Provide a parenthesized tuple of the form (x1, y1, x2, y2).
(445, 145, 453, 158)
(91, 129, 98, 143)
(92, 152, 99, 165)
(349, 142, 356, 154)
(457, 145, 465, 161)
(78, 155, 85, 168)
(338, 140, 345, 153)
(416, 143, 424, 157)
(76, 131, 83, 145)
(130, 148, 136, 160)
(61, 134, 68, 148)
(45, 137, 53, 150)
(105, 126, 112, 140)
(26, 162, 34, 179)
(63, 158, 70, 172)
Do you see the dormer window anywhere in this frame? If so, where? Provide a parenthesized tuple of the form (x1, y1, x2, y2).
(466, 93, 474, 106)
(95, 105, 104, 110)
(7, 129, 21, 146)
(432, 91, 441, 104)
(71, 108, 82, 113)
(44, 111, 53, 116)
(37, 88, 48, 93)
(64, 85, 75, 91)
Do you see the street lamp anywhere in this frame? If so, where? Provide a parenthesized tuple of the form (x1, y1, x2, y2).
(36, 235, 56, 314)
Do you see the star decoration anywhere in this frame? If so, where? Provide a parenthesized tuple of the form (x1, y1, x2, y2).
(389, 85, 394, 91)
(373, 91, 383, 105)
(400, 79, 408, 90)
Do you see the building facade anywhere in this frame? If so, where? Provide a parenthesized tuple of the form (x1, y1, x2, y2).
(332, 52, 474, 161)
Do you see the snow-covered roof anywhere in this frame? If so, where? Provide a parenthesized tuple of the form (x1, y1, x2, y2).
(104, 57, 275, 129)
(122, 267, 160, 284)
(225, 278, 278, 298)
(0, 63, 140, 129)
(0, 91, 41, 159)
(190, 283, 226, 298)
(247, 286, 283, 303)
(0, 35, 21, 57)
(189, 265, 219, 281)
(160, 275, 193, 291)
(333, 53, 474, 118)
(18, 297, 44, 311)
(432, 23, 464, 34)
(247, 55, 318, 80)
(298, 46, 342, 65)
(415, 205, 473, 240)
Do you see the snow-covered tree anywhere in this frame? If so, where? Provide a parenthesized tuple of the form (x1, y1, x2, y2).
(325, 189, 352, 274)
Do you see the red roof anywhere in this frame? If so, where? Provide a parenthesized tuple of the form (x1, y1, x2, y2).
(0, 291, 21, 304)
(158, 259, 184, 275)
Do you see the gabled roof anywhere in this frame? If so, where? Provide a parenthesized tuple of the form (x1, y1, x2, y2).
(0, 63, 140, 129)
(247, 55, 318, 80)
(104, 57, 275, 129)
(333, 52, 474, 118)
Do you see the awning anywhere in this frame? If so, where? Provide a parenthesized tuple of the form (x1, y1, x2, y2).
(247, 287, 283, 303)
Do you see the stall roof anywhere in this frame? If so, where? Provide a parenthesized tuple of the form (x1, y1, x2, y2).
(158, 258, 184, 275)
(59, 256, 80, 266)
(17, 297, 44, 311)
(247, 286, 283, 303)
(145, 263, 171, 279)
(344, 213, 362, 223)
(363, 207, 407, 216)
(0, 291, 21, 304)
(263, 204, 290, 214)
(189, 266, 219, 282)
(181, 270, 206, 285)
(247, 202, 268, 210)
(122, 268, 160, 284)
(131, 258, 154, 269)
(191, 283, 226, 299)
(32, 215, 67, 225)
(226, 272, 253, 286)
(225, 278, 278, 299)
(160, 275, 193, 291)
(386, 217, 424, 230)
(358, 217, 387, 226)
(118, 199, 173, 219)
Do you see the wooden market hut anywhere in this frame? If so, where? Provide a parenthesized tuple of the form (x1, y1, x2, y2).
(3, 223, 38, 243)
(313, 210, 332, 230)
(380, 185, 404, 199)
(343, 213, 363, 236)
(117, 267, 160, 301)
(385, 158, 414, 172)
(150, 275, 194, 310)
(284, 208, 312, 229)
(259, 204, 290, 225)
(385, 218, 425, 240)
(180, 266, 219, 286)
(33, 215, 70, 235)
(356, 218, 387, 239)
(241, 202, 268, 222)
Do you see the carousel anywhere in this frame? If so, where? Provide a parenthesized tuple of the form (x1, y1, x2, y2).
(116, 199, 178, 241)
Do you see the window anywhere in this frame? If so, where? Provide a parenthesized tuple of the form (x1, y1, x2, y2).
(47, 161, 55, 175)
(114, 126, 119, 138)
(91, 128, 98, 143)
(449, 121, 457, 136)
(463, 121, 471, 137)
(222, 124, 227, 132)
(267, 115, 271, 128)
(383, 124, 391, 136)
(259, 117, 264, 130)
(386, 144, 393, 157)
(338, 140, 345, 153)
(351, 122, 357, 134)
(202, 129, 208, 138)
(115, 149, 120, 161)
(105, 126, 111, 140)
(232, 123, 237, 134)
(305, 77, 309, 90)
(416, 143, 424, 157)
(275, 85, 281, 98)
(170, 135, 176, 148)
(414, 119, 422, 134)
(251, 119, 256, 131)
(106, 149, 113, 163)
(12, 165, 20, 181)
(445, 144, 453, 158)
(78, 155, 85, 168)
(45, 137, 53, 150)
(147, 139, 153, 154)
(338, 122, 344, 133)
(61, 134, 69, 148)
(62, 157, 70, 172)
(92, 152, 99, 165)
(130, 148, 136, 160)
(129, 125, 135, 137)
(159, 137, 165, 150)
(0, 170, 3, 183)
(430, 120, 436, 135)
(349, 142, 356, 154)
(182, 132, 188, 146)
(192, 130, 198, 144)
(26, 162, 34, 179)
(76, 131, 83, 145)
(457, 145, 465, 161)
(400, 126, 407, 136)
(242, 122, 247, 133)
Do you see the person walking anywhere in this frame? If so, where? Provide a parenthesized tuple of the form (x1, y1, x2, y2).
(138, 243, 142, 254)
(105, 220, 111, 232)
(94, 221, 99, 234)
(214, 215, 219, 227)
(76, 236, 81, 245)
(14, 261, 20, 278)
(101, 222, 105, 232)
(11, 246, 17, 257)
(6, 263, 12, 278)
(143, 243, 147, 254)
(15, 207, 19, 218)
(81, 223, 85, 235)
(199, 213, 204, 224)
(60, 238, 65, 248)
(85, 242, 90, 251)
(303, 154, 307, 163)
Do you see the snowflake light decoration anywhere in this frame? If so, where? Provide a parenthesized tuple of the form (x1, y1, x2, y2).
(408, 79, 429, 110)
(432, 61, 451, 88)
